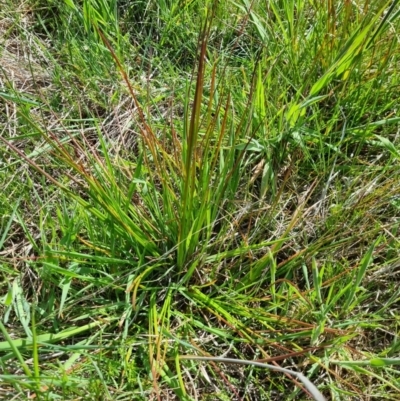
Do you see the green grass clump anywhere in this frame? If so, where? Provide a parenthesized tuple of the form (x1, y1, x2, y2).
(1, 0, 400, 400)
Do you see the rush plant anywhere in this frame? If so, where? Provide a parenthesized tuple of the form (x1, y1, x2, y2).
(1, 1, 400, 400)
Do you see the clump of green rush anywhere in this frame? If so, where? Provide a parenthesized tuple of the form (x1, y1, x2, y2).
(1, 1, 400, 400)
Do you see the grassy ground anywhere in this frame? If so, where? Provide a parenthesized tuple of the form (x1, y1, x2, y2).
(1, 0, 400, 400)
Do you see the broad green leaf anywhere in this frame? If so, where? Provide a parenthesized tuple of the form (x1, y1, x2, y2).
(12, 279, 32, 338)
(0, 91, 40, 106)
(0, 321, 105, 351)
(59, 276, 72, 318)
(372, 134, 400, 159)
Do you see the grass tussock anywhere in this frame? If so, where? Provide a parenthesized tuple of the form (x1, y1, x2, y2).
(1, 0, 400, 400)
